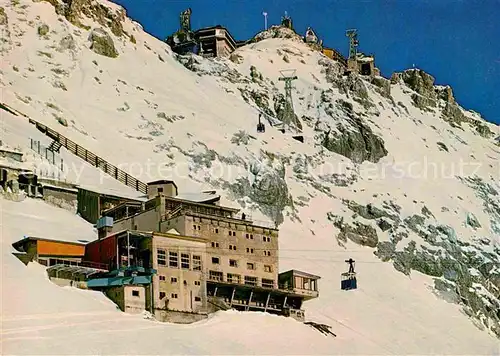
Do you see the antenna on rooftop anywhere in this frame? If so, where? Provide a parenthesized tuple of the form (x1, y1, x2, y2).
(262, 11, 268, 30)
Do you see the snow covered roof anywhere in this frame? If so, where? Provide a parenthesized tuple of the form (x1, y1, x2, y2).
(174, 191, 221, 204)
(77, 184, 147, 202)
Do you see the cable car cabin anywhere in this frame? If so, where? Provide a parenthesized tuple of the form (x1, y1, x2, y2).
(341, 272, 357, 290)
(257, 122, 265, 133)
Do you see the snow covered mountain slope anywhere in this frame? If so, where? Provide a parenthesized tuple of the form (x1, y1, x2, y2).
(1, 0, 499, 354)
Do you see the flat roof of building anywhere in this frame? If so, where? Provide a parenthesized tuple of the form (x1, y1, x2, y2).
(176, 210, 278, 232)
(165, 195, 240, 213)
(77, 184, 147, 202)
(148, 180, 178, 189)
(280, 269, 321, 280)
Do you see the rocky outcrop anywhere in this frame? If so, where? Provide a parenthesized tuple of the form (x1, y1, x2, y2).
(0, 7, 8, 26)
(318, 107, 388, 163)
(89, 28, 118, 58)
(37, 24, 50, 36)
(371, 76, 391, 98)
(273, 93, 302, 131)
(331, 216, 379, 248)
(59, 34, 76, 52)
(224, 155, 293, 225)
(249, 25, 303, 44)
(43, 0, 126, 36)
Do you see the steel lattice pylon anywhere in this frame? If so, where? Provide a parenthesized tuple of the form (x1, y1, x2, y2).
(278, 69, 298, 132)
(346, 29, 359, 60)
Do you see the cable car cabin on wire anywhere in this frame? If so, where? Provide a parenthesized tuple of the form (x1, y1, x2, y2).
(341, 258, 357, 291)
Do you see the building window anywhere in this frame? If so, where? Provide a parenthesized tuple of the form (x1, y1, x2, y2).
(229, 244, 237, 250)
(209, 270, 223, 282)
(159, 275, 166, 281)
(264, 265, 272, 273)
(159, 292, 166, 299)
(181, 253, 190, 269)
(194, 280, 201, 286)
(211, 242, 220, 248)
(215, 228, 219, 233)
(132, 290, 140, 297)
(262, 279, 274, 288)
(171, 277, 177, 283)
(247, 262, 255, 270)
(227, 273, 241, 284)
(212, 257, 220, 264)
(169, 251, 178, 268)
(158, 249, 166, 266)
(184, 280, 188, 286)
(233, 231, 236, 236)
(193, 255, 202, 271)
(244, 276, 257, 286)
(229, 259, 238, 267)
(157, 187, 163, 193)
(171, 293, 178, 299)
(198, 225, 201, 230)
(246, 248, 254, 254)
(263, 251, 271, 256)
(246, 233, 249, 239)
(194, 297, 201, 302)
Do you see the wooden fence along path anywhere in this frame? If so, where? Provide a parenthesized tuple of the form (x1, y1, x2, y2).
(1, 102, 148, 195)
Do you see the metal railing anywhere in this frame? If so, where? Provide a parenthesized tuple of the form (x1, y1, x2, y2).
(25, 117, 148, 194)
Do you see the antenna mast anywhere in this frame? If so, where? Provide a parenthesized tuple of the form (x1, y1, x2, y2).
(262, 11, 268, 30)
(278, 69, 298, 133)
(345, 29, 359, 60)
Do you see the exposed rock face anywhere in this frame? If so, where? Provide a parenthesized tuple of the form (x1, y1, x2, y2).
(44, 0, 126, 36)
(371, 76, 391, 98)
(37, 24, 50, 36)
(331, 215, 379, 248)
(225, 156, 293, 225)
(89, 28, 118, 58)
(273, 93, 302, 130)
(338, 221, 379, 248)
(466, 212, 481, 229)
(319, 109, 388, 164)
(59, 34, 76, 52)
(0, 7, 8, 26)
(400, 69, 437, 99)
(249, 25, 303, 44)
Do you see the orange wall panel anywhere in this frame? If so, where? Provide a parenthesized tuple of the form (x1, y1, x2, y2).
(37, 240, 85, 257)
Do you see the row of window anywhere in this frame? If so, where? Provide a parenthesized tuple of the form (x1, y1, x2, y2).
(158, 291, 202, 302)
(157, 250, 202, 270)
(194, 225, 272, 242)
(159, 275, 201, 286)
(211, 257, 273, 273)
(209, 244, 272, 256)
(209, 271, 275, 288)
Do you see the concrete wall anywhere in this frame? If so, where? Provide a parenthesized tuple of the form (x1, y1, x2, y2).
(216, 38, 232, 58)
(112, 208, 159, 233)
(106, 285, 146, 314)
(43, 188, 77, 213)
(147, 183, 177, 199)
(164, 214, 279, 288)
(123, 285, 146, 314)
(151, 235, 207, 314)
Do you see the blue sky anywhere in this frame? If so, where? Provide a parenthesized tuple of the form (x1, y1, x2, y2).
(114, 0, 500, 125)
